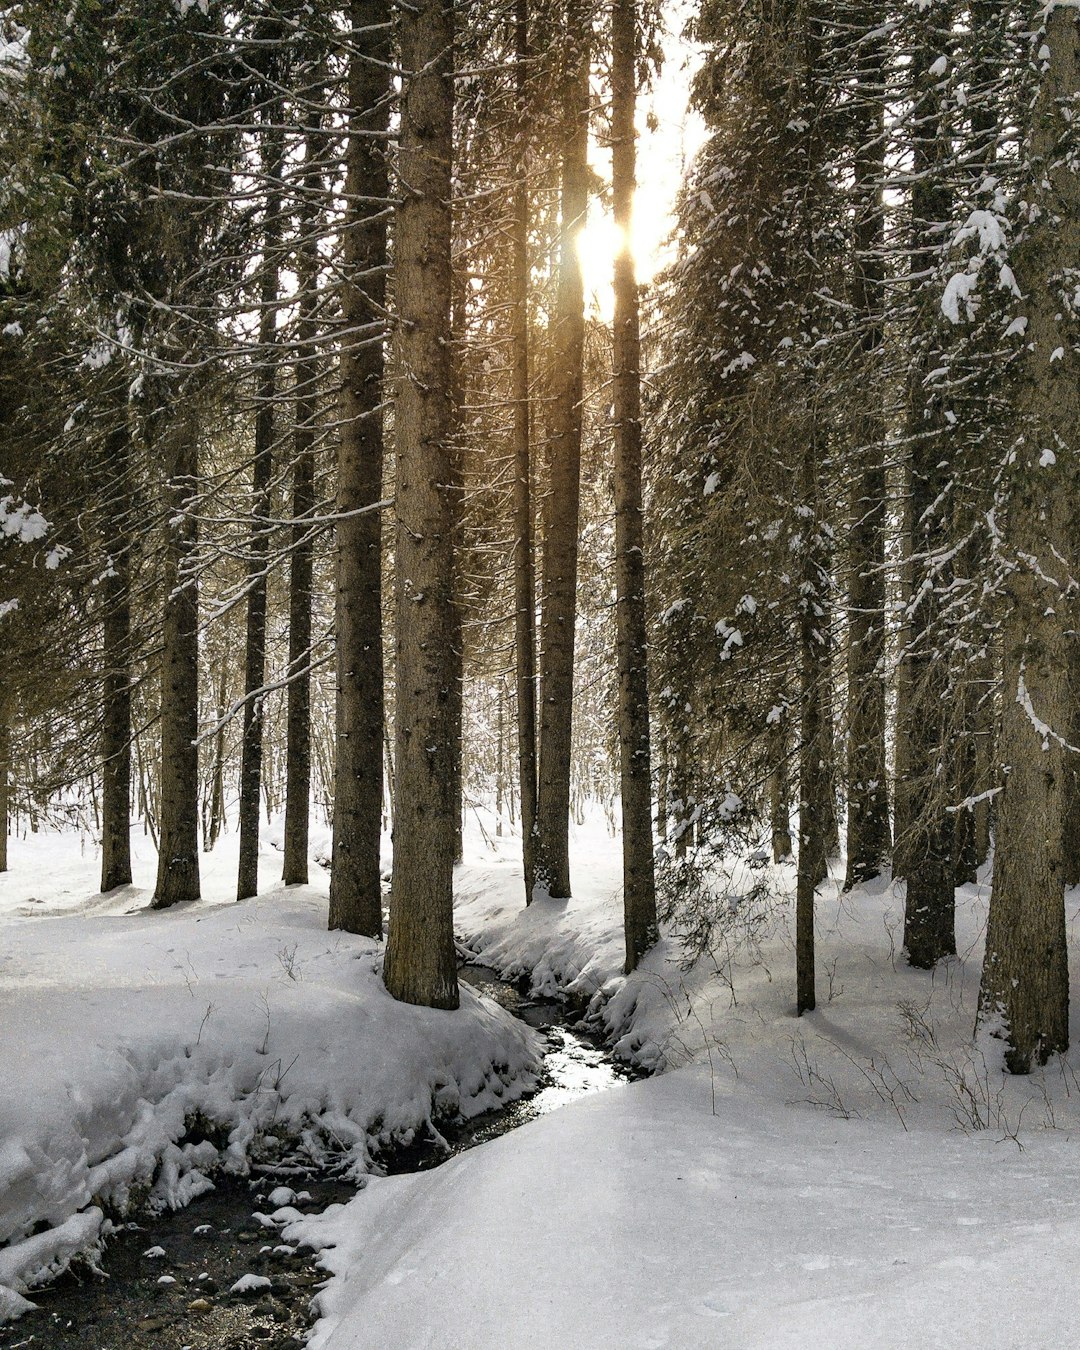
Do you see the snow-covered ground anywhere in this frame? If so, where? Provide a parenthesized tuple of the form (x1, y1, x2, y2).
(0, 823, 538, 1318)
(3, 811, 1080, 1346)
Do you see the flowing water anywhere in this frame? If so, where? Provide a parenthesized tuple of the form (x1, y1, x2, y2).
(0, 966, 629, 1349)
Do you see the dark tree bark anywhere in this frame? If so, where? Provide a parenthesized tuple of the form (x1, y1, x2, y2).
(511, 0, 538, 903)
(0, 706, 9, 874)
(769, 713, 792, 863)
(534, 1, 589, 900)
(796, 427, 828, 1016)
(237, 123, 283, 901)
(447, 271, 467, 864)
(899, 29, 956, 967)
(100, 407, 133, 894)
(611, 0, 657, 972)
(329, 6, 389, 937)
(1065, 634, 1080, 889)
(382, 0, 459, 1009)
(153, 413, 201, 909)
(204, 657, 227, 851)
(978, 4, 1078, 1072)
(281, 120, 321, 889)
(843, 23, 890, 891)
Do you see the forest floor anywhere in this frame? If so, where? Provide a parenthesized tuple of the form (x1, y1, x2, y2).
(3, 814, 1080, 1346)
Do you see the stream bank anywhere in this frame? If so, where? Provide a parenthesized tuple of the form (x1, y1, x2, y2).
(0, 965, 629, 1348)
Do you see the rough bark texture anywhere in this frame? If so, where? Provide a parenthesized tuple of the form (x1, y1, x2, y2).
(100, 411, 133, 894)
(534, 2, 589, 900)
(612, 0, 657, 973)
(978, 5, 1078, 1073)
(900, 32, 955, 967)
(0, 709, 9, 874)
(329, 7, 389, 937)
(205, 659, 227, 851)
(511, 0, 538, 904)
(796, 428, 827, 1015)
(153, 415, 201, 908)
(1065, 633, 1080, 889)
(281, 118, 324, 892)
(769, 716, 792, 862)
(237, 126, 283, 902)
(382, 0, 459, 1010)
(447, 272, 467, 864)
(843, 27, 890, 891)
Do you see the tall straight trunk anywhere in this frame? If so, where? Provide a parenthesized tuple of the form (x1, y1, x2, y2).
(796, 426, 827, 1015)
(843, 25, 890, 890)
(511, 0, 538, 903)
(282, 115, 324, 888)
(382, 0, 459, 1009)
(100, 407, 133, 893)
(978, 4, 1078, 1072)
(282, 396, 315, 886)
(329, 9, 389, 937)
(447, 272, 467, 863)
(769, 713, 793, 862)
(534, 0, 589, 899)
(0, 706, 9, 873)
(205, 657, 227, 851)
(237, 124, 284, 901)
(611, 0, 657, 972)
(1065, 634, 1080, 888)
(899, 29, 955, 967)
(153, 414, 201, 908)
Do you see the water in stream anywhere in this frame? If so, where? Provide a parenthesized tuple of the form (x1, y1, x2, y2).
(0, 966, 628, 1349)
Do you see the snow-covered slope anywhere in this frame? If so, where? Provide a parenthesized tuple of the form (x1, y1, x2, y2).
(0, 828, 539, 1312)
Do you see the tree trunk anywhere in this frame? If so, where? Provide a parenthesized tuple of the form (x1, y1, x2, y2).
(100, 408, 133, 894)
(1065, 633, 1080, 888)
(769, 713, 792, 862)
(534, 1, 589, 900)
(204, 657, 227, 851)
(382, 0, 459, 1010)
(447, 271, 467, 865)
(796, 427, 827, 1016)
(0, 707, 9, 873)
(237, 122, 283, 901)
(978, 4, 1078, 1073)
(511, 0, 538, 902)
(329, 8, 389, 937)
(153, 414, 201, 908)
(611, 0, 657, 972)
(843, 25, 890, 890)
(282, 132, 321, 888)
(900, 31, 955, 967)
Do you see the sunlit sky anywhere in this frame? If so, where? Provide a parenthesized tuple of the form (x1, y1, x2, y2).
(578, 9, 707, 316)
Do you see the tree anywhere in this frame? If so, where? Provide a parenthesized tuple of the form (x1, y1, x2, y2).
(534, 0, 590, 900)
(382, 0, 459, 1009)
(977, 0, 1078, 1073)
(611, 0, 657, 971)
(237, 113, 284, 903)
(329, 0, 390, 937)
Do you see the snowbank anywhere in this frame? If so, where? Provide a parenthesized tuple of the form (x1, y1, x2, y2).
(0, 828, 540, 1316)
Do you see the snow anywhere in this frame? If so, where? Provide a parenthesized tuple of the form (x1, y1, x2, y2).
(0, 827, 539, 1313)
(6, 815, 1080, 1346)
(284, 816, 1080, 1349)
(229, 1273, 272, 1295)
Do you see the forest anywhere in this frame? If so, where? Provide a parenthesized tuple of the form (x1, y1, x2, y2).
(0, 0, 1079, 1345)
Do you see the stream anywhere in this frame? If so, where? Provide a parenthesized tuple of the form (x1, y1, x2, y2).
(0, 966, 629, 1349)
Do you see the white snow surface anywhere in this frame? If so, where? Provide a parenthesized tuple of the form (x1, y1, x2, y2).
(0, 826, 538, 1312)
(7, 813, 1080, 1347)
(285, 813, 1080, 1350)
